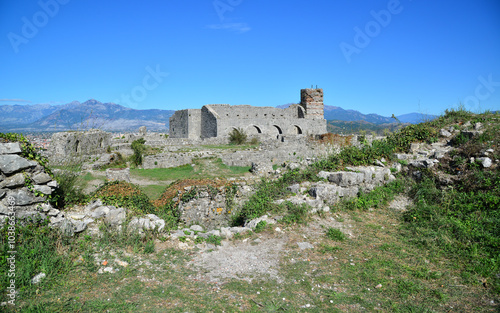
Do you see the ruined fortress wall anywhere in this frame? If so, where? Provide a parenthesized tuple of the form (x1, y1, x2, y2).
(49, 130, 111, 158)
(169, 109, 202, 139)
(204, 104, 326, 138)
(201, 106, 218, 139)
(300, 88, 324, 119)
(169, 88, 326, 139)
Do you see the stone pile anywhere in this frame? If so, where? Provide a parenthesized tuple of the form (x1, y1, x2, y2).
(48, 199, 166, 237)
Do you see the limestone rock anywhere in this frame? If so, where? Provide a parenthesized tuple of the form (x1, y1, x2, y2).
(33, 185, 52, 195)
(244, 215, 276, 229)
(439, 129, 452, 137)
(47, 180, 59, 188)
(104, 208, 126, 226)
(32, 172, 52, 184)
(91, 205, 112, 218)
(139, 126, 147, 136)
(128, 214, 165, 233)
(250, 162, 273, 176)
(31, 272, 46, 284)
(477, 157, 492, 168)
(7, 188, 38, 206)
(297, 242, 314, 250)
(0, 155, 33, 175)
(0, 143, 22, 155)
(190, 225, 204, 232)
(328, 172, 364, 187)
(0, 173, 25, 188)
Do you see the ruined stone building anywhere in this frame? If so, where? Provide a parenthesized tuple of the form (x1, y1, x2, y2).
(169, 89, 327, 139)
(48, 129, 111, 159)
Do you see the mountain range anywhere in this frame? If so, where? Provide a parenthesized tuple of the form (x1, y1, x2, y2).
(0, 100, 437, 133)
(0, 100, 175, 132)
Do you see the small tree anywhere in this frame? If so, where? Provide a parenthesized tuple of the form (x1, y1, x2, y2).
(131, 138, 146, 166)
(229, 128, 247, 145)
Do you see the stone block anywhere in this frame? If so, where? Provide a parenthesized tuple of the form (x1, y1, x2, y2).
(328, 172, 364, 187)
(0, 155, 33, 175)
(104, 208, 126, 226)
(0, 143, 22, 155)
(32, 172, 52, 184)
(0, 173, 25, 188)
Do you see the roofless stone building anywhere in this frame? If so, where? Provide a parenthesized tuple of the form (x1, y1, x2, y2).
(169, 88, 327, 139)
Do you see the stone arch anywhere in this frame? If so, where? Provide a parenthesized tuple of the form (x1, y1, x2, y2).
(248, 125, 262, 135)
(273, 125, 283, 135)
(99, 138, 104, 148)
(294, 125, 303, 135)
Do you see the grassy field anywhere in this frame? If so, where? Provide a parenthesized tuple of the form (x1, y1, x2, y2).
(2, 188, 496, 312)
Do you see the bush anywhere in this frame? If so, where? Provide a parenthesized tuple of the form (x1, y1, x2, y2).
(52, 168, 88, 207)
(229, 128, 247, 145)
(254, 220, 267, 233)
(92, 181, 154, 215)
(131, 138, 146, 166)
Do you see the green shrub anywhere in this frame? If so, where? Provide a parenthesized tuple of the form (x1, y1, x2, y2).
(326, 227, 347, 241)
(254, 220, 267, 233)
(206, 234, 222, 246)
(229, 128, 247, 145)
(281, 202, 309, 225)
(131, 138, 146, 166)
(52, 168, 88, 207)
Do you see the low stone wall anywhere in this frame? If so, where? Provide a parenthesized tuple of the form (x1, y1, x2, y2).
(0, 142, 59, 222)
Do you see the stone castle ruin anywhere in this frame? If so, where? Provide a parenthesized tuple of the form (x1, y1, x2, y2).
(48, 129, 111, 161)
(169, 88, 327, 139)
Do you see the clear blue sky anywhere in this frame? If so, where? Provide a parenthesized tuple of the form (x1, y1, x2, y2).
(1, 0, 499, 116)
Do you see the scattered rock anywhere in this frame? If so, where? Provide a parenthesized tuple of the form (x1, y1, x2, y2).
(190, 225, 204, 232)
(477, 157, 492, 168)
(31, 272, 46, 284)
(297, 242, 314, 250)
(250, 162, 274, 176)
(439, 129, 452, 137)
(104, 208, 126, 226)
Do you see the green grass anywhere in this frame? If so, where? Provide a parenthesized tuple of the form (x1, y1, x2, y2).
(130, 164, 196, 181)
(139, 184, 166, 200)
(326, 227, 347, 241)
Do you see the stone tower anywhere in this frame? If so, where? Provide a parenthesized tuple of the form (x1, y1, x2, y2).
(300, 88, 324, 119)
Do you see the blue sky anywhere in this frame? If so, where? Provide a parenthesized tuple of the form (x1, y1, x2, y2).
(0, 0, 499, 117)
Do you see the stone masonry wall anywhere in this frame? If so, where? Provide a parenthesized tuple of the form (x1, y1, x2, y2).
(300, 88, 324, 119)
(0, 142, 59, 222)
(48, 129, 111, 161)
(169, 88, 327, 139)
